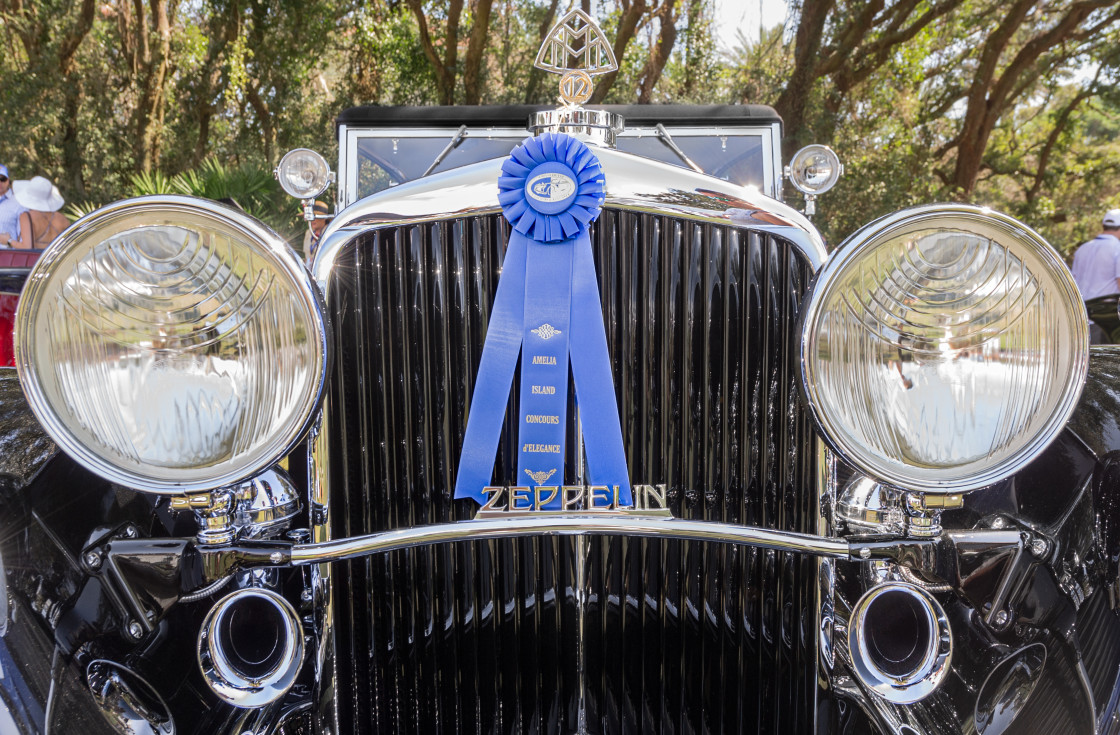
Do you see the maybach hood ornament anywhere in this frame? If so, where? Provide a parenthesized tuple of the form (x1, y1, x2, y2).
(533, 8, 618, 107)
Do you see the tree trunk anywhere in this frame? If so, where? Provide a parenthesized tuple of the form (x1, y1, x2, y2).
(636, 1, 679, 103)
(408, 0, 464, 105)
(949, 0, 1115, 194)
(132, 0, 174, 173)
(191, 1, 239, 166)
(60, 77, 86, 199)
(463, 0, 495, 104)
(589, 0, 648, 103)
(246, 87, 275, 165)
(771, 0, 833, 155)
(524, 0, 561, 103)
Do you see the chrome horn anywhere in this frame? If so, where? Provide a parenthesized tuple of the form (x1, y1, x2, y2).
(848, 582, 952, 704)
(197, 588, 304, 708)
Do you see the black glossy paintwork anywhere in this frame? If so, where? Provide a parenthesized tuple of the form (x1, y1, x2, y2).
(0, 369, 57, 496)
(1085, 296, 1120, 343)
(1057, 349, 1120, 585)
(821, 349, 1120, 735)
(326, 210, 821, 734)
(0, 445, 268, 733)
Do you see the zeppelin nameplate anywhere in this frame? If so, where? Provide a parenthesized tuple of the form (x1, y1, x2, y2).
(476, 483, 671, 518)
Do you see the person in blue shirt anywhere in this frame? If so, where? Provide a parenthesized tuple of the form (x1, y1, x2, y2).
(1071, 209, 1120, 300)
(0, 165, 27, 248)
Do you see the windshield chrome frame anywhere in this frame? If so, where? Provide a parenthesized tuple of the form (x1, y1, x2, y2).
(338, 121, 787, 207)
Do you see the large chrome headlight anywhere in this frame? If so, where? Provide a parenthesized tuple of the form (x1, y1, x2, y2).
(15, 196, 328, 494)
(801, 204, 1088, 492)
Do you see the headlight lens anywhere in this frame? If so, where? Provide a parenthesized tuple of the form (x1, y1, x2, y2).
(16, 196, 327, 493)
(802, 205, 1088, 492)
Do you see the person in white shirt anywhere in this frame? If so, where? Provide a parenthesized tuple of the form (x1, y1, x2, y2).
(1071, 209, 1120, 301)
(0, 164, 27, 247)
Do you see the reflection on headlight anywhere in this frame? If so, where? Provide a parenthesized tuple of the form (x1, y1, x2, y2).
(803, 205, 1087, 492)
(17, 197, 326, 493)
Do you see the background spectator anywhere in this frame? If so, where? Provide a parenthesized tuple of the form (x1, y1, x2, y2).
(11, 176, 69, 249)
(1071, 209, 1120, 301)
(0, 164, 26, 248)
(303, 199, 332, 262)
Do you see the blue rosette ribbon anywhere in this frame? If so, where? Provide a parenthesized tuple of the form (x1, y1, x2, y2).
(454, 132, 632, 509)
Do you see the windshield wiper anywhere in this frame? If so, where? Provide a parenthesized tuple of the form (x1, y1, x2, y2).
(421, 125, 469, 178)
(655, 123, 703, 174)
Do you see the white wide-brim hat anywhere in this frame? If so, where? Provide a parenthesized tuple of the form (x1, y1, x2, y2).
(13, 176, 65, 212)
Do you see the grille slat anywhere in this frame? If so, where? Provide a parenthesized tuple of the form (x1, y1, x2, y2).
(327, 210, 817, 733)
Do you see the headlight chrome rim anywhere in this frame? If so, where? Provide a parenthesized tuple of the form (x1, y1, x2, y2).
(15, 195, 329, 494)
(801, 203, 1088, 493)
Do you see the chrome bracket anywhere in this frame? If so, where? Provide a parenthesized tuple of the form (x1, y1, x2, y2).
(172, 489, 239, 546)
(171, 469, 302, 546)
(837, 477, 963, 539)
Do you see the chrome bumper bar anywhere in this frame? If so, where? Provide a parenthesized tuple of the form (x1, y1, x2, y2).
(285, 514, 887, 565)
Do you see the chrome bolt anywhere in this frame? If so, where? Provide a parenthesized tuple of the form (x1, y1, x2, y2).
(993, 610, 1010, 628)
(127, 620, 144, 639)
(1029, 537, 1049, 558)
(123, 525, 138, 538)
(270, 551, 284, 564)
(84, 551, 102, 570)
(991, 517, 1006, 529)
(859, 547, 871, 560)
(286, 528, 311, 544)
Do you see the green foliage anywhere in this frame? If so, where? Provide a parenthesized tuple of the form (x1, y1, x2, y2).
(2, 0, 1118, 263)
(129, 170, 180, 196)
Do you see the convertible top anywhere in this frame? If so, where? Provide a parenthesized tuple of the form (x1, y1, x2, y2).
(336, 104, 783, 131)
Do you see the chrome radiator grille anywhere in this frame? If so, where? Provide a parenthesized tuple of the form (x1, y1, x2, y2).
(325, 209, 819, 733)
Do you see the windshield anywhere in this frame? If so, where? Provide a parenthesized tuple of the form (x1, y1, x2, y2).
(349, 129, 771, 202)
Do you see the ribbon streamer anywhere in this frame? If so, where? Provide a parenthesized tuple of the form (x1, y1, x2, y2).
(454, 133, 632, 507)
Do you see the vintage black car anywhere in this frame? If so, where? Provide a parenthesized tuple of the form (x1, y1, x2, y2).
(2, 11, 1118, 735)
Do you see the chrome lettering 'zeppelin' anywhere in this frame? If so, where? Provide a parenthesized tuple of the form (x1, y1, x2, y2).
(477, 484, 672, 518)
(527, 174, 576, 204)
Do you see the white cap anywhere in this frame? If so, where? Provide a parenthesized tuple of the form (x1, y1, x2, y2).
(1105, 209, 1120, 228)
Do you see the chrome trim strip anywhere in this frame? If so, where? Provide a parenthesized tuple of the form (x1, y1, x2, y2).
(288, 515, 851, 565)
(312, 146, 827, 287)
(815, 439, 837, 735)
(307, 409, 340, 735)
